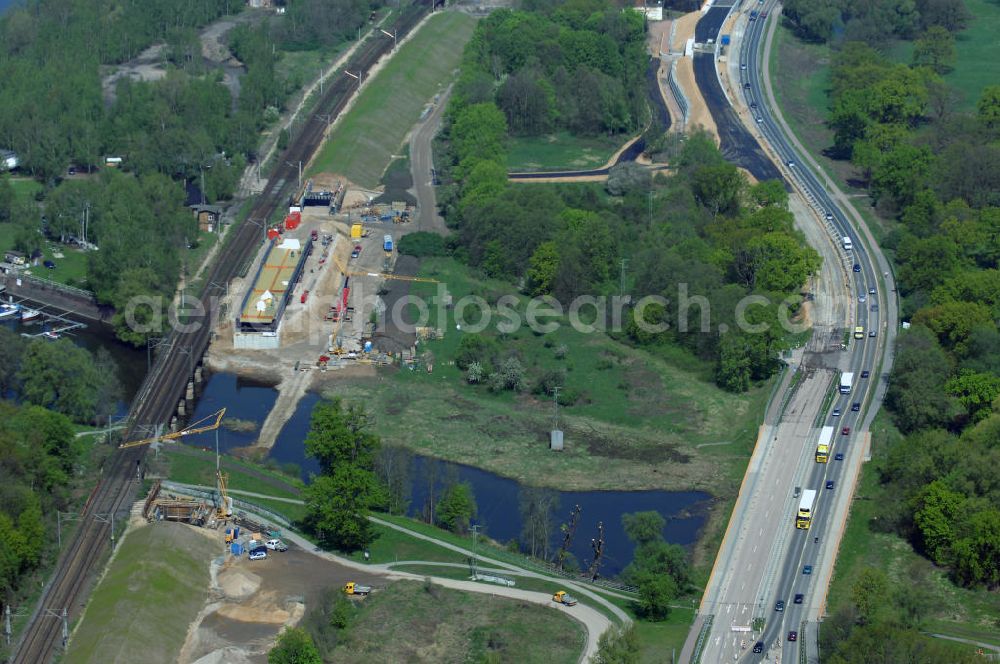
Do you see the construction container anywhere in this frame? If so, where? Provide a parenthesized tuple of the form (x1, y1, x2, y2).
(267, 228, 280, 241)
(351, 224, 362, 239)
(285, 211, 301, 230)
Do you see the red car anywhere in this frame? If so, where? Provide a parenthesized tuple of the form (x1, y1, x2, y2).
(351, 244, 362, 259)
(841, 427, 851, 436)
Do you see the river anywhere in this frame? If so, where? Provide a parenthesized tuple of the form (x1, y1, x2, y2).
(2, 315, 147, 417)
(179, 372, 712, 577)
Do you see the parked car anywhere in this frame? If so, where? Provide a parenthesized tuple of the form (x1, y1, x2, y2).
(43, 260, 56, 269)
(249, 548, 267, 561)
(264, 539, 288, 552)
(351, 244, 362, 259)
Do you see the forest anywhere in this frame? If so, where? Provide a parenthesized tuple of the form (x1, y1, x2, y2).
(0, 325, 122, 619)
(453, 5, 648, 137)
(0, 0, 381, 344)
(434, 2, 819, 393)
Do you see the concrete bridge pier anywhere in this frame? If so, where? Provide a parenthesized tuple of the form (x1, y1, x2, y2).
(177, 399, 186, 417)
(186, 381, 195, 401)
(170, 416, 178, 432)
(194, 366, 204, 384)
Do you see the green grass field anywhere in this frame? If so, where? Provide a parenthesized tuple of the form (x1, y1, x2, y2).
(827, 411, 1000, 647)
(328, 580, 585, 663)
(65, 522, 218, 663)
(309, 12, 477, 188)
(506, 133, 626, 172)
(331, 257, 768, 493)
(946, 0, 1000, 107)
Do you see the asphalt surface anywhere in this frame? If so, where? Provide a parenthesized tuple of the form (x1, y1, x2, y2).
(682, 2, 898, 662)
(409, 84, 451, 234)
(693, 52, 782, 182)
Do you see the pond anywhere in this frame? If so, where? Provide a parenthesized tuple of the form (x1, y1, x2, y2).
(182, 372, 712, 576)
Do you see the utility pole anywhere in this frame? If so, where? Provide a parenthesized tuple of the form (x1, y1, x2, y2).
(648, 189, 653, 229)
(552, 386, 561, 431)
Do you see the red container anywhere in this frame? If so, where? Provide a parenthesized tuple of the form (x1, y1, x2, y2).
(285, 211, 302, 230)
(266, 228, 280, 241)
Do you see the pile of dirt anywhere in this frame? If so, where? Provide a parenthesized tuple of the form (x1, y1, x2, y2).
(216, 592, 304, 624)
(217, 565, 261, 600)
(191, 647, 257, 664)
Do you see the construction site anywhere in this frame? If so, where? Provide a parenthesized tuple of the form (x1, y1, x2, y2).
(205, 173, 443, 454)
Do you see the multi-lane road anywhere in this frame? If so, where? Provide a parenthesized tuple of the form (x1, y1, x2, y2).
(683, 1, 898, 662)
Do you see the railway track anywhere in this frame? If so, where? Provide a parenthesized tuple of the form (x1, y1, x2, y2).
(9, 4, 431, 662)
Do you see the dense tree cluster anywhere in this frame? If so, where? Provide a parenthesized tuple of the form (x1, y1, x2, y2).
(451, 4, 647, 137)
(820, 567, 979, 663)
(783, 0, 971, 44)
(0, 328, 121, 424)
(303, 399, 388, 552)
(825, 52, 1000, 593)
(0, 401, 81, 610)
(621, 511, 691, 621)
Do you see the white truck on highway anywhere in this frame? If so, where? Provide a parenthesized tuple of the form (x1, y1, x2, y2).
(796, 489, 817, 529)
(815, 425, 834, 463)
(839, 372, 854, 394)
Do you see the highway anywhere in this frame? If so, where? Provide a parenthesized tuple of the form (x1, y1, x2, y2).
(683, 1, 898, 662)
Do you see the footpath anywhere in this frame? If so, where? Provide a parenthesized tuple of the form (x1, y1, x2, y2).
(161, 481, 634, 663)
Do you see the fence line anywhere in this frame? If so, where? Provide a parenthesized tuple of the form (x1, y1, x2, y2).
(668, 60, 690, 126)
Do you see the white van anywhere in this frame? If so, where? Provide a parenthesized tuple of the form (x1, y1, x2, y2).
(842, 236, 853, 251)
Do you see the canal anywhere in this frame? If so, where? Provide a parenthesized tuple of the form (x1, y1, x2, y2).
(181, 372, 712, 577)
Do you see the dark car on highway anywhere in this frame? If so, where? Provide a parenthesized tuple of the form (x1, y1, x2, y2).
(853, 263, 861, 272)
(835, 452, 844, 461)
(775, 600, 785, 612)
(788, 631, 798, 642)
(826, 480, 835, 490)
(852, 402, 861, 411)
(842, 426, 851, 436)
(861, 370, 870, 378)
(753, 641, 764, 653)
(803, 565, 813, 575)
(794, 593, 804, 604)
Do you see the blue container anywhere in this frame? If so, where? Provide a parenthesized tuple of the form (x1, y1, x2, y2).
(234, 526, 240, 539)
(230, 542, 244, 556)
(721, 34, 731, 45)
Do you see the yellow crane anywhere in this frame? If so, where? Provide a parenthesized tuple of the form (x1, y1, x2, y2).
(118, 408, 227, 449)
(330, 251, 439, 285)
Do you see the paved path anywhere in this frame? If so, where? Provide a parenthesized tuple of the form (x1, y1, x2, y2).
(164, 483, 631, 662)
(408, 83, 452, 235)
